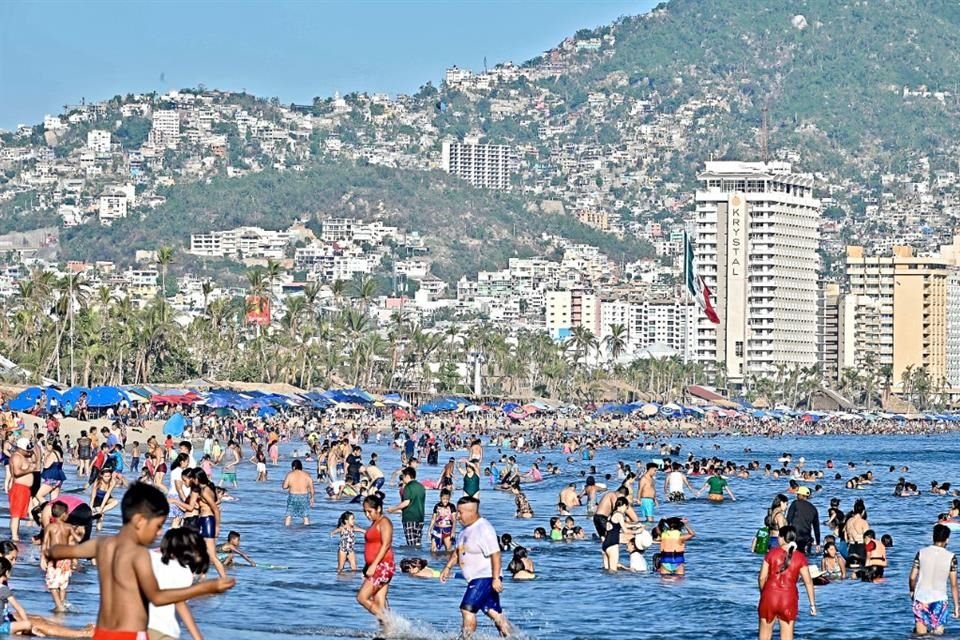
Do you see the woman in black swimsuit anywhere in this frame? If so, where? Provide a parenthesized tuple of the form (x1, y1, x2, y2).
(602, 497, 630, 572)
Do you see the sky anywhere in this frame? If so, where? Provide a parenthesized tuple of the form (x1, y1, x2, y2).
(0, 0, 658, 129)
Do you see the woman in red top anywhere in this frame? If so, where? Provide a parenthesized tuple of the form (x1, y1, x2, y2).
(758, 526, 817, 640)
(357, 494, 395, 627)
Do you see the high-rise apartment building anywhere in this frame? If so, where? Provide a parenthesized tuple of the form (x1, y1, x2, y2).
(819, 282, 880, 386)
(947, 272, 960, 386)
(846, 243, 953, 388)
(693, 161, 821, 388)
(545, 289, 600, 341)
(442, 140, 513, 190)
(598, 298, 697, 361)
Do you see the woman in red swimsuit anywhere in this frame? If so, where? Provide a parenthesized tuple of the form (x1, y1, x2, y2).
(758, 526, 817, 640)
(357, 495, 395, 627)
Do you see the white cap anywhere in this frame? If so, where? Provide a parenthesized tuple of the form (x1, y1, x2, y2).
(15, 437, 31, 451)
(799, 457, 806, 463)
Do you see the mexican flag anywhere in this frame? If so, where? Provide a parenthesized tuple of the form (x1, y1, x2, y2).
(684, 232, 720, 324)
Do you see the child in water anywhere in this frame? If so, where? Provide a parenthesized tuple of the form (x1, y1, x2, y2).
(331, 511, 358, 573)
(549, 517, 563, 541)
(428, 490, 456, 553)
(217, 531, 256, 568)
(620, 537, 648, 572)
(399, 557, 441, 579)
(821, 540, 846, 581)
(507, 546, 536, 580)
(148, 527, 211, 640)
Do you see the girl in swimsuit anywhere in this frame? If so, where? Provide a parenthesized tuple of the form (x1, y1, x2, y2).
(89, 469, 119, 531)
(331, 511, 358, 573)
(820, 541, 846, 580)
(36, 440, 65, 503)
(765, 494, 789, 549)
(758, 526, 817, 640)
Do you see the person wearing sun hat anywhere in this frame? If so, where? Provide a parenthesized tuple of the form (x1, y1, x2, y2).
(8, 436, 35, 542)
(787, 485, 821, 556)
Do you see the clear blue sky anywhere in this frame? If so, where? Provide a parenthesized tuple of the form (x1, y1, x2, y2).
(0, 0, 657, 129)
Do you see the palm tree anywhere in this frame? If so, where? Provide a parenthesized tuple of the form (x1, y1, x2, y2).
(156, 246, 175, 299)
(569, 326, 598, 369)
(602, 323, 628, 364)
(353, 277, 378, 310)
(201, 280, 214, 313)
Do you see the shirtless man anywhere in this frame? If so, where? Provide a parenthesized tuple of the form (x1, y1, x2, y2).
(327, 441, 342, 483)
(8, 438, 35, 542)
(221, 441, 241, 488)
(637, 463, 659, 523)
(559, 483, 580, 512)
(468, 439, 484, 466)
(365, 457, 385, 490)
(579, 476, 603, 515)
(593, 486, 629, 539)
(283, 459, 315, 527)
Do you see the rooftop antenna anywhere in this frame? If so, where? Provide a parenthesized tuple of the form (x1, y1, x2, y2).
(760, 99, 769, 164)
(483, 56, 488, 73)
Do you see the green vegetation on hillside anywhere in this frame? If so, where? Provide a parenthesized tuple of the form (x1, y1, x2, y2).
(61, 160, 653, 280)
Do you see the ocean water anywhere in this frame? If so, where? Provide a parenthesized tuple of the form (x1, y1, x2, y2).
(12, 433, 960, 639)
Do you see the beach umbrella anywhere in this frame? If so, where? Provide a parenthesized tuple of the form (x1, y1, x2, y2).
(640, 403, 659, 417)
(9, 387, 64, 412)
(162, 413, 186, 437)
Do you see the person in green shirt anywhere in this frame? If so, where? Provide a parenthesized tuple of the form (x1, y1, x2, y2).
(389, 467, 426, 546)
(696, 468, 737, 503)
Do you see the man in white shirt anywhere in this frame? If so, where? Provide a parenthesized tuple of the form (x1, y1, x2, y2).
(910, 523, 960, 636)
(664, 462, 693, 502)
(440, 496, 511, 639)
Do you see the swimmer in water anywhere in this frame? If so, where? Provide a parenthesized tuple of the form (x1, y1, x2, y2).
(217, 531, 256, 568)
(399, 557, 442, 579)
(507, 546, 535, 580)
(656, 517, 696, 576)
(821, 541, 845, 581)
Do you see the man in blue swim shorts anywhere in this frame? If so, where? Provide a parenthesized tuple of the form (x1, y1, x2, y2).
(441, 496, 511, 639)
(638, 463, 659, 522)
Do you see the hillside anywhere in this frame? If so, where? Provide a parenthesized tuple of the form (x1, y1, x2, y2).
(6, 0, 960, 284)
(582, 0, 960, 165)
(61, 161, 650, 282)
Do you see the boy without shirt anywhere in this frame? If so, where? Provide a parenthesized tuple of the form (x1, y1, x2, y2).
(41, 500, 80, 612)
(47, 482, 234, 640)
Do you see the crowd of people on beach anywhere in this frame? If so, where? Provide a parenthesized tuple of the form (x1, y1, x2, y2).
(0, 406, 959, 638)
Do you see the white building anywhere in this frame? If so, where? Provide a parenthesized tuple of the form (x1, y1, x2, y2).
(395, 259, 430, 279)
(151, 110, 180, 148)
(694, 161, 821, 388)
(43, 115, 66, 132)
(444, 66, 473, 87)
(947, 272, 960, 386)
(320, 218, 397, 244)
(98, 185, 135, 224)
(442, 140, 514, 190)
(598, 298, 697, 361)
(189, 227, 290, 259)
(86, 130, 112, 154)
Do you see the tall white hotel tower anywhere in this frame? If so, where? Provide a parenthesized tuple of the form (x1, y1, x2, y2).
(693, 161, 821, 389)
